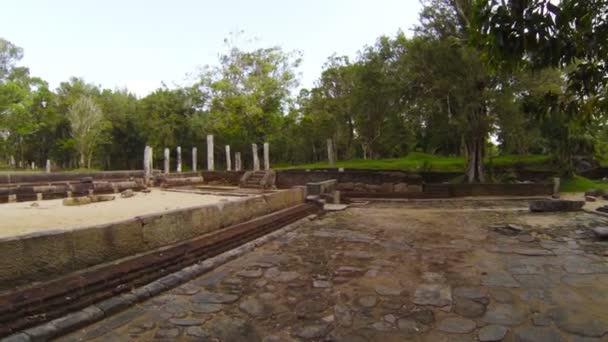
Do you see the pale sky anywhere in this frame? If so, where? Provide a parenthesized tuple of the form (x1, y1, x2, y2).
(1, 0, 422, 97)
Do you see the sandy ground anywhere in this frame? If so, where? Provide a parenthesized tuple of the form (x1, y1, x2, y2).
(0, 189, 247, 238)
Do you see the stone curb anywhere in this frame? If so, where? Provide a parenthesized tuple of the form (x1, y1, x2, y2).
(2, 216, 312, 342)
(584, 208, 608, 219)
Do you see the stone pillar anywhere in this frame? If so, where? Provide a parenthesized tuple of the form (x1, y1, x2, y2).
(46, 159, 51, 173)
(252, 144, 260, 171)
(176, 146, 182, 173)
(263, 142, 270, 170)
(9, 155, 15, 168)
(235, 152, 242, 171)
(333, 190, 341, 204)
(31, 162, 35, 170)
(553, 177, 560, 197)
(225, 145, 232, 171)
(144, 146, 152, 182)
(192, 147, 197, 172)
(164, 148, 170, 174)
(207, 134, 214, 171)
(327, 138, 335, 167)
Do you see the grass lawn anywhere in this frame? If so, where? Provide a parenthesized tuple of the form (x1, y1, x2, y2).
(278, 153, 552, 172)
(560, 175, 608, 193)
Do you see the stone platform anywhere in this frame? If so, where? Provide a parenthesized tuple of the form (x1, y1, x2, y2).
(60, 199, 608, 341)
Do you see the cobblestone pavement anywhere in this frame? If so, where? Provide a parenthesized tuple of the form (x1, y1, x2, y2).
(61, 200, 608, 341)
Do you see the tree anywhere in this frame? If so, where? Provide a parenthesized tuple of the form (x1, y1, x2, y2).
(67, 95, 104, 168)
(474, 0, 608, 173)
(0, 38, 23, 80)
(192, 37, 301, 166)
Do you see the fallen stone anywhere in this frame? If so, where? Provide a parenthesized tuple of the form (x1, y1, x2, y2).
(371, 321, 393, 331)
(374, 284, 403, 296)
(293, 324, 329, 339)
(210, 317, 258, 341)
(384, 314, 397, 324)
(586, 189, 605, 197)
(154, 328, 179, 338)
(190, 303, 223, 313)
(334, 303, 353, 327)
(491, 224, 524, 236)
(358, 295, 378, 308)
(436, 317, 476, 334)
(413, 284, 452, 307)
(586, 195, 597, 202)
(239, 297, 265, 317)
(397, 319, 430, 334)
(482, 272, 520, 288)
(259, 292, 277, 301)
(169, 318, 204, 326)
(548, 307, 608, 337)
(120, 189, 134, 198)
(275, 271, 301, 282)
(313, 280, 332, 288)
(408, 307, 435, 324)
(481, 303, 527, 326)
(517, 234, 535, 243)
(529, 200, 584, 212)
(192, 291, 239, 304)
(236, 269, 263, 278)
(342, 251, 373, 259)
(453, 286, 488, 300)
(454, 297, 486, 318)
(185, 326, 209, 338)
(596, 206, 608, 214)
(592, 227, 608, 239)
(478, 325, 508, 341)
(513, 326, 563, 342)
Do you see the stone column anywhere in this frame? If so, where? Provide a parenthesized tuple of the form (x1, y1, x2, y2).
(164, 148, 170, 174)
(31, 162, 35, 170)
(9, 155, 15, 168)
(263, 142, 270, 170)
(144, 146, 152, 181)
(176, 146, 182, 173)
(252, 144, 260, 171)
(192, 147, 197, 172)
(225, 145, 232, 171)
(553, 177, 561, 197)
(327, 138, 335, 167)
(207, 135, 214, 171)
(46, 159, 51, 173)
(235, 152, 242, 171)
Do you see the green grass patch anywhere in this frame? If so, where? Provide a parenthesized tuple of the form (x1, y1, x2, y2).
(560, 175, 608, 193)
(279, 153, 552, 172)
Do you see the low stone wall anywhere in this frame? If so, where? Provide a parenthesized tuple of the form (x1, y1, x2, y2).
(432, 183, 554, 197)
(0, 187, 305, 290)
(0, 170, 149, 185)
(277, 170, 423, 192)
(200, 171, 245, 185)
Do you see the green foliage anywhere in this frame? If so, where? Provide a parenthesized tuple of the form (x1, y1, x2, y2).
(561, 176, 608, 193)
(279, 152, 550, 172)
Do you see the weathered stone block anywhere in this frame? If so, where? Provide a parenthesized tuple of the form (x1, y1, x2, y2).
(337, 182, 354, 191)
(380, 183, 394, 192)
(394, 183, 408, 193)
(529, 200, 585, 212)
(0, 236, 25, 288)
(20, 230, 74, 280)
(408, 184, 423, 193)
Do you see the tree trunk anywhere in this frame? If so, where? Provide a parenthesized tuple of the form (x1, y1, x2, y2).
(466, 136, 485, 183)
(79, 152, 85, 169)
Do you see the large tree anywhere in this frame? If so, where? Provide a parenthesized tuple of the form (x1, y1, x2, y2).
(67, 95, 105, 168)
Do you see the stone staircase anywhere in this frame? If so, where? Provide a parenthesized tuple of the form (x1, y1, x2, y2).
(240, 170, 276, 190)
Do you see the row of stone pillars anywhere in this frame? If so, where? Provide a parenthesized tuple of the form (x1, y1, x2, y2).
(7, 156, 54, 173)
(144, 135, 270, 175)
